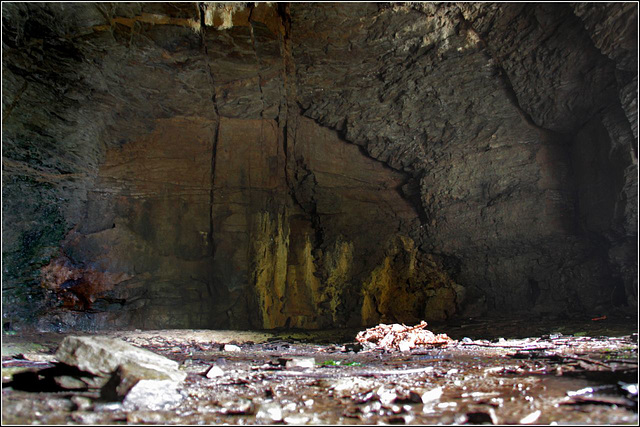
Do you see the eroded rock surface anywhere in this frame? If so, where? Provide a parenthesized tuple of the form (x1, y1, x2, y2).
(2, 2, 637, 330)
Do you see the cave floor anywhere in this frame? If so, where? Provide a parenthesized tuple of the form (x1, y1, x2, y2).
(2, 316, 638, 425)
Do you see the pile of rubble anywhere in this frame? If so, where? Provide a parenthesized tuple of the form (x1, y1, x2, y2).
(356, 321, 452, 351)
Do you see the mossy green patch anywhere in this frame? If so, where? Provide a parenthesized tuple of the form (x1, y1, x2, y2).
(317, 360, 362, 367)
(2, 177, 70, 325)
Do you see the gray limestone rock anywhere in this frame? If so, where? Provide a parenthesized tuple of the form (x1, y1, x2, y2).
(122, 379, 183, 411)
(55, 336, 186, 383)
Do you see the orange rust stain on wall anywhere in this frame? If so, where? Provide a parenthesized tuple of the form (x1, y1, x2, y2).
(40, 256, 130, 310)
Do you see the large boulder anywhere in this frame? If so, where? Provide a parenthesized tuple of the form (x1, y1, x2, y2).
(55, 336, 186, 399)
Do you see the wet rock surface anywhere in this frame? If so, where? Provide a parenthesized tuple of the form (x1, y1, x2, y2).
(2, 319, 638, 425)
(1, 2, 637, 331)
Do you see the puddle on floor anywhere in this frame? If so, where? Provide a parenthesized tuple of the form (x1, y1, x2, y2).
(2, 316, 638, 424)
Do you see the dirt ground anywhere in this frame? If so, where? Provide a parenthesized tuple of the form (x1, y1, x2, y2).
(2, 316, 638, 425)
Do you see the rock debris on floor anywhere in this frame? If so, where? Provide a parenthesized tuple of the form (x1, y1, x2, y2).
(2, 319, 638, 425)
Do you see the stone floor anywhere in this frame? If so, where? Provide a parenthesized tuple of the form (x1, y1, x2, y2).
(2, 316, 638, 424)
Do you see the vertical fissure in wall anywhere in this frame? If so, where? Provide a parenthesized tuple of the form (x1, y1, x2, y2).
(248, 5, 267, 119)
(277, 1, 297, 197)
(199, 2, 222, 298)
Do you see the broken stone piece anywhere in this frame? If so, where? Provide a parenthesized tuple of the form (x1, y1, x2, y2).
(220, 398, 255, 415)
(398, 341, 412, 352)
(205, 365, 225, 378)
(20, 353, 57, 363)
(519, 410, 541, 424)
(376, 386, 397, 405)
(256, 402, 283, 422)
(122, 379, 183, 411)
(55, 336, 186, 383)
(330, 377, 377, 398)
(421, 386, 444, 403)
(284, 357, 315, 369)
(54, 375, 88, 390)
(223, 344, 241, 352)
(71, 396, 93, 411)
(284, 414, 311, 424)
(101, 362, 178, 401)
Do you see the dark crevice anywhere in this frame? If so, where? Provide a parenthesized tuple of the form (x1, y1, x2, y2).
(209, 121, 220, 258)
(199, 2, 221, 299)
(197, 2, 206, 29)
(248, 5, 266, 120)
(274, 1, 327, 264)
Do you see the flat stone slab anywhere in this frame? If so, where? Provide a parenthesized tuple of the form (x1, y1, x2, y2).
(55, 336, 186, 383)
(285, 357, 315, 369)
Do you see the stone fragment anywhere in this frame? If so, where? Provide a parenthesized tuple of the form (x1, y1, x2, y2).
(519, 410, 541, 424)
(398, 341, 412, 352)
(362, 401, 382, 414)
(284, 357, 315, 369)
(102, 362, 177, 400)
(93, 402, 124, 412)
(223, 344, 241, 352)
(127, 411, 183, 424)
(330, 378, 377, 398)
(122, 380, 183, 411)
(220, 398, 255, 415)
(71, 412, 113, 424)
(284, 414, 311, 424)
(256, 402, 283, 422)
(376, 386, 397, 405)
(21, 353, 57, 363)
(80, 375, 109, 389)
(54, 375, 87, 390)
(205, 365, 225, 378)
(421, 387, 444, 403)
(55, 336, 185, 382)
(71, 396, 93, 411)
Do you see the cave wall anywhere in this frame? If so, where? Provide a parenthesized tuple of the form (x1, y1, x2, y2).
(2, 2, 637, 331)
(290, 2, 637, 316)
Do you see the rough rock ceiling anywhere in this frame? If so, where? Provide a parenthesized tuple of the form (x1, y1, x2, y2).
(1, 2, 637, 330)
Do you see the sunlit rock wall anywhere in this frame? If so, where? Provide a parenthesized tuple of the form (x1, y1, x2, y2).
(2, 2, 636, 330)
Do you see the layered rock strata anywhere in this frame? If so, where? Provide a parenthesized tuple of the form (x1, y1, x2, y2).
(2, 2, 636, 330)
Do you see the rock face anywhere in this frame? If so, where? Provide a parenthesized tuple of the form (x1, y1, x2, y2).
(2, 3, 637, 330)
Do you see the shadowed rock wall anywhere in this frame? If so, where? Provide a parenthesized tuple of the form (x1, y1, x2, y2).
(2, 2, 637, 331)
